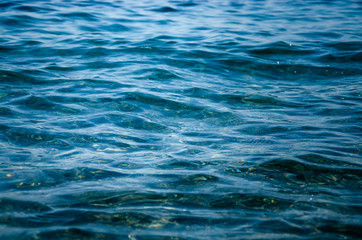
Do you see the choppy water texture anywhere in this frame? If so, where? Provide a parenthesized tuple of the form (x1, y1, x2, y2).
(0, 0, 362, 239)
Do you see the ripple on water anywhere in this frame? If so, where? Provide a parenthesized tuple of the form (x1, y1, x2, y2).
(0, 0, 361, 239)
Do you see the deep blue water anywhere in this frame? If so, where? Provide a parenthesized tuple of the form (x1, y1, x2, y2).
(0, 0, 362, 239)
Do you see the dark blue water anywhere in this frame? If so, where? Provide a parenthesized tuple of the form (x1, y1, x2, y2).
(1, 0, 362, 239)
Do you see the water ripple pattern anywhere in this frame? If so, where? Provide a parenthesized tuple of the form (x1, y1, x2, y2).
(0, 0, 361, 239)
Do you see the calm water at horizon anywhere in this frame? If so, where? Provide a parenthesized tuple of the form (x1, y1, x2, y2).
(0, 0, 361, 239)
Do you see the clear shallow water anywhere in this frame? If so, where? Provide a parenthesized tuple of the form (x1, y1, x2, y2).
(0, 0, 361, 239)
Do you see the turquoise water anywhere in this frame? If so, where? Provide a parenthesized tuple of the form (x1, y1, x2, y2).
(0, 0, 361, 239)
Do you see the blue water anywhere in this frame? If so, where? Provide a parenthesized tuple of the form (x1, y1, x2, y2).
(1, 0, 362, 239)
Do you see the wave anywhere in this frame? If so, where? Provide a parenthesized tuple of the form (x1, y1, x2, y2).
(1, 0, 361, 239)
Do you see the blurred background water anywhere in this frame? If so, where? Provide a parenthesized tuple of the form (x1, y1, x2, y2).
(0, 0, 361, 239)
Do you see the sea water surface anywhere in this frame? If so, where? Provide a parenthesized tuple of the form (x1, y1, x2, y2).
(0, 0, 361, 239)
